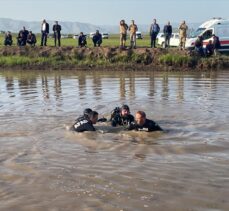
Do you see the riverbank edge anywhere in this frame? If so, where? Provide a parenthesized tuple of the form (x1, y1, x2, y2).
(0, 46, 229, 71)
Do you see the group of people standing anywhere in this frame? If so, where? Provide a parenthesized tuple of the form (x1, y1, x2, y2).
(119, 19, 189, 50)
(71, 105, 163, 133)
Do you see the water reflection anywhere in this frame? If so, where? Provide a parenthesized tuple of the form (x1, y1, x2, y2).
(42, 75, 49, 99)
(0, 71, 225, 110)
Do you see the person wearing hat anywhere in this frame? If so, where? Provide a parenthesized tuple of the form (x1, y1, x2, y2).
(110, 104, 134, 127)
(127, 111, 163, 132)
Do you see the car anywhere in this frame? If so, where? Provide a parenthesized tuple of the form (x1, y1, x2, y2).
(136, 31, 143, 39)
(102, 33, 109, 39)
(61, 34, 69, 39)
(157, 32, 180, 47)
(89, 32, 96, 38)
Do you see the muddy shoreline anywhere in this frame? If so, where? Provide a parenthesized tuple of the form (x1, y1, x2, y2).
(0, 46, 229, 71)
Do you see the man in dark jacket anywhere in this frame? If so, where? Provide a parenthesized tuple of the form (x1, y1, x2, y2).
(27, 31, 37, 46)
(205, 40, 214, 57)
(41, 19, 49, 46)
(22, 27, 29, 45)
(128, 111, 163, 132)
(72, 110, 98, 132)
(149, 19, 160, 48)
(4, 31, 13, 46)
(92, 30, 102, 47)
(111, 104, 134, 127)
(78, 32, 87, 47)
(53, 21, 61, 47)
(212, 34, 221, 55)
(163, 21, 172, 48)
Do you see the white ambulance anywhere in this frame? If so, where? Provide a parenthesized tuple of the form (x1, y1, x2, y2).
(186, 18, 229, 51)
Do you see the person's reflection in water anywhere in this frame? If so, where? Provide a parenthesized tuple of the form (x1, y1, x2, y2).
(78, 75, 86, 98)
(120, 76, 126, 99)
(129, 77, 135, 98)
(5, 76, 14, 94)
(54, 75, 62, 100)
(92, 75, 102, 99)
(148, 76, 155, 97)
(162, 74, 169, 100)
(41, 75, 49, 99)
(177, 76, 184, 101)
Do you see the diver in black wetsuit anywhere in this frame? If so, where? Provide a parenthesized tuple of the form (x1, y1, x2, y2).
(110, 104, 135, 127)
(128, 111, 163, 132)
(72, 111, 98, 132)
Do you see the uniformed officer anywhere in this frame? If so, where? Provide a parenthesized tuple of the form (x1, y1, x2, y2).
(72, 110, 98, 132)
(178, 20, 188, 50)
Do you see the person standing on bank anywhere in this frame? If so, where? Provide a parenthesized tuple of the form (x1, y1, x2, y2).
(119, 19, 128, 49)
(53, 21, 61, 47)
(178, 20, 188, 50)
(149, 19, 160, 48)
(163, 21, 172, 48)
(129, 20, 138, 49)
(41, 19, 49, 46)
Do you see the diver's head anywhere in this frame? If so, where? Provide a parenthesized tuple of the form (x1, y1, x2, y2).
(135, 111, 146, 126)
(89, 111, 98, 124)
(121, 104, 130, 117)
(83, 108, 92, 117)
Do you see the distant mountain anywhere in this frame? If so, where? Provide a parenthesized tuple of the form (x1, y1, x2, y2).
(0, 18, 201, 34)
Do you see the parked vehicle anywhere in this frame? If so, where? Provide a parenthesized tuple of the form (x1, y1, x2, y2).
(186, 18, 229, 51)
(102, 33, 109, 39)
(136, 31, 143, 39)
(89, 32, 96, 38)
(157, 33, 180, 47)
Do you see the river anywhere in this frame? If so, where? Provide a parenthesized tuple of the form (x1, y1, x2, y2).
(0, 70, 228, 211)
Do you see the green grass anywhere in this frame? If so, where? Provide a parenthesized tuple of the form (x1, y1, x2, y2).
(0, 33, 151, 48)
(159, 53, 193, 66)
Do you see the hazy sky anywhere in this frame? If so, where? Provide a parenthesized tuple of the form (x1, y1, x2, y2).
(1, 0, 228, 25)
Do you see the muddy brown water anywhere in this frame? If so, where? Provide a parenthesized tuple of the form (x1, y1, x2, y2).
(0, 70, 229, 211)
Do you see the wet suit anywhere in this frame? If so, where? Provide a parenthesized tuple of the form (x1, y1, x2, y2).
(128, 119, 163, 132)
(72, 116, 95, 132)
(111, 113, 135, 127)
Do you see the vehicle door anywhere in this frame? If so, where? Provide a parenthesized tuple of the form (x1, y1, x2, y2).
(201, 28, 214, 47)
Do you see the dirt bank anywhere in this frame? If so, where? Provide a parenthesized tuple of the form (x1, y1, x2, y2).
(0, 46, 229, 71)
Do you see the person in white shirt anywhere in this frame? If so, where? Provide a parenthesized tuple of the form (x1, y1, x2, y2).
(41, 19, 49, 46)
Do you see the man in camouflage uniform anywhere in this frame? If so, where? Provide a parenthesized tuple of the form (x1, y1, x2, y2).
(179, 20, 188, 50)
(129, 20, 138, 49)
(119, 19, 128, 49)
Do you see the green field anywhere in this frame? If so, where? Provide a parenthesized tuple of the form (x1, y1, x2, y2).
(0, 33, 152, 48)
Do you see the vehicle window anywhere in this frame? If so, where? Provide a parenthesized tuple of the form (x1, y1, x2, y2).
(202, 29, 213, 40)
(189, 28, 206, 38)
(175, 35, 179, 39)
(171, 34, 174, 38)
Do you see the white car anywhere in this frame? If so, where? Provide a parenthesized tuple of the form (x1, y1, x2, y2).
(136, 31, 143, 39)
(102, 33, 109, 39)
(157, 33, 180, 47)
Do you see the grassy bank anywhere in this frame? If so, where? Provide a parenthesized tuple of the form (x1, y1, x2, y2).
(0, 46, 229, 71)
(0, 34, 151, 48)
